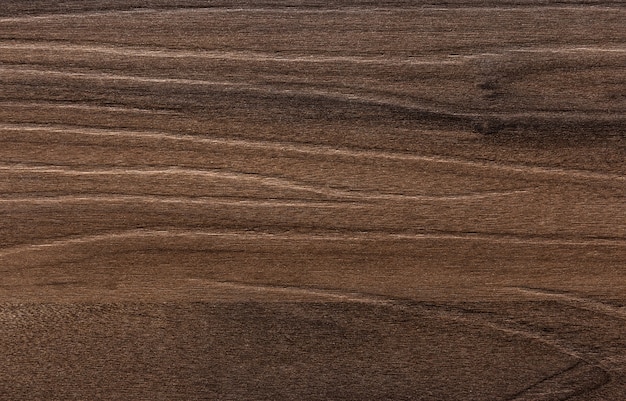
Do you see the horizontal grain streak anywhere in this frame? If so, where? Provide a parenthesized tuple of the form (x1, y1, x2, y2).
(0, 41, 465, 66)
(3, 66, 624, 129)
(0, 5, 622, 23)
(0, 100, 179, 115)
(0, 230, 623, 261)
(0, 195, 358, 208)
(0, 164, 531, 201)
(509, 287, 626, 321)
(3, 41, 625, 61)
(1, 123, 622, 182)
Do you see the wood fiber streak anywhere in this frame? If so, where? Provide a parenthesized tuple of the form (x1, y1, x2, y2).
(0, 1, 625, 400)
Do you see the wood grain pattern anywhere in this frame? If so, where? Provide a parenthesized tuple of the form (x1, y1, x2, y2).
(1, 1, 625, 399)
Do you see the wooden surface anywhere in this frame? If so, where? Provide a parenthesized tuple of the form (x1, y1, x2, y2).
(1, 1, 625, 399)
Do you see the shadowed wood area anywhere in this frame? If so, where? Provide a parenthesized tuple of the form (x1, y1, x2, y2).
(1, 1, 625, 399)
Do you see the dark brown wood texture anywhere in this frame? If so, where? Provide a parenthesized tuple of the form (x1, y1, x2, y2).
(1, 1, 625, 400)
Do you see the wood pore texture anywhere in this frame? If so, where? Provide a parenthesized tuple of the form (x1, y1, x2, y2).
(1, 1, 625, 400)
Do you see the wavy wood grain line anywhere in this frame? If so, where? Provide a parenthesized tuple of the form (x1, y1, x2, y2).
(2, 123, 623, 182)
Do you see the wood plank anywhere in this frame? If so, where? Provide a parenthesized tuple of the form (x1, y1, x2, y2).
(1, 1, 624, 399)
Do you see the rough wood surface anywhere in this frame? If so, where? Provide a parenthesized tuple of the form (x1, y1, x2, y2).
(1, 1, 625, 400)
